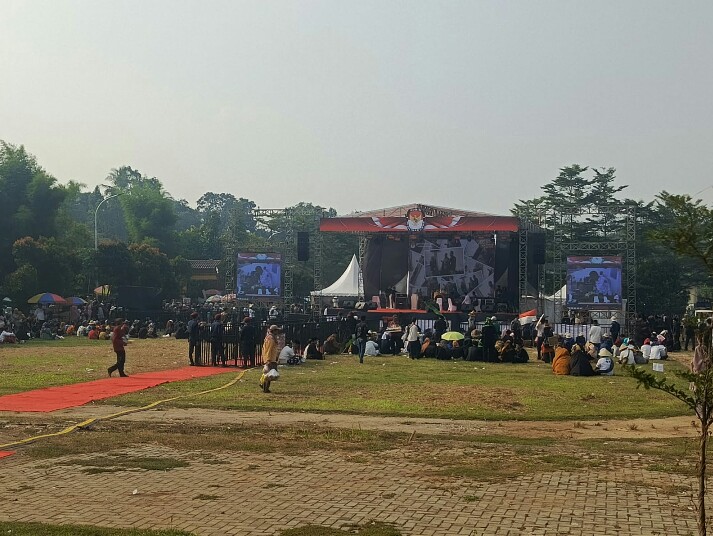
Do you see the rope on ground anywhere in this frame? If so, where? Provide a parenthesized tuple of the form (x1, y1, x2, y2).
(0, 369, 248, 451)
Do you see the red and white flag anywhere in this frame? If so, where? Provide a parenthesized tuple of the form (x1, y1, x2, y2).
(519, 309, 537, 325)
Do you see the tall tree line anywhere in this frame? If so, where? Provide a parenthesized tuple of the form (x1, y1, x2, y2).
(0, 142, 357, 303)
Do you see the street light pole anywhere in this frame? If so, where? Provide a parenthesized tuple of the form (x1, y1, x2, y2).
(94, 193, 124, 251)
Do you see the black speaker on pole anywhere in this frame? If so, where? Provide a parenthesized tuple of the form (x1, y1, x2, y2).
(297, 232, 310, 261)
(530, 233, 546, 265)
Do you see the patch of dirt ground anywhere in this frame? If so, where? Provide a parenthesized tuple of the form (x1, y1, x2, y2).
(3, 404, 699, 441)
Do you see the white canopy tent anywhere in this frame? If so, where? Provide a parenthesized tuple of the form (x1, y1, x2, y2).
(311, 254, 361, 297)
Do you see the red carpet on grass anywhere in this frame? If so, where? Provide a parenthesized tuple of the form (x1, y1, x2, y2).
(0, 366, 237, 413)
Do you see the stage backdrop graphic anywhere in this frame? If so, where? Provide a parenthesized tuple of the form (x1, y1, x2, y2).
(408, 236, 495, 302)
(236, 252, 282, 297)
(566, 256, 622, 309)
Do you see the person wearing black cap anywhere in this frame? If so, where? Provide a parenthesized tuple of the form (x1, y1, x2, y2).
(187, 312, 200, 366)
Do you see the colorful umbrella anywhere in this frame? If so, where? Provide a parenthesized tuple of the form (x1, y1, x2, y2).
(221, 293, 237, 302)
(66, 296, 87, 305)
(27, 293, 67, 305)
(94, 285, 111, 296)
(441, 331, 465, 341)
(205, 295, 223, 303)
(203, 289, 222, 297)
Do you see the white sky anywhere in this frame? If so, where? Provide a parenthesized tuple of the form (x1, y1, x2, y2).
(1, 0, 711, 214)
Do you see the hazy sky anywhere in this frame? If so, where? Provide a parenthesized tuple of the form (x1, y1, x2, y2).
(1, 1, 711, 215)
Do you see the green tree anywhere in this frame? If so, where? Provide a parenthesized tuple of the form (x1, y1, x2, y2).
(0, 142, 68, 281)
(627, 334, 711, 536)
(629, 193, 713, 535)
(106, 166, 177, 254)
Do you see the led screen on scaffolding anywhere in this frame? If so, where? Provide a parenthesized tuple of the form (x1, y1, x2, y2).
(236, 252, 282, 297)
(566, 255, 622, 309)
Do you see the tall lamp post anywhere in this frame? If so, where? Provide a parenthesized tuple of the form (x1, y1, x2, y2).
(94, 192, 125, 251)
(94, 192, 125, 288)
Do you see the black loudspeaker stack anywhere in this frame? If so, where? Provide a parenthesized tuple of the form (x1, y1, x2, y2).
(297, 232, 310, 261)
(530, 233, 545, 265)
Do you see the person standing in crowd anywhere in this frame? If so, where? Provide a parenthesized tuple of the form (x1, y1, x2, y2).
(355, 315, 370, 363)
(108, 318, 129, 377)
(186, 312, 200, 366)
(588, 319, 603, 352)
(210, 313, 225, 366)
(535, 315, 548, 360)
(405, 318, 421, 359)
(239, 317, 257, 366)
(684, 318, 696, 351)
(609, 316, 620, 341)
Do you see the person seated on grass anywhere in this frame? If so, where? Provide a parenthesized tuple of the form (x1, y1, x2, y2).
(65, 323, 76, 336)
(513, 343, 529, 363)
(147, 322, 158, 338)
(594, 348, 615, 375)
(323, 333, 340, 355)
(174, 321, 188, 340)
(641, 338, 652, 360)
(552, 340, 571, 375)
(451, 339, 464, 360)
(600, 334, 614, 353)
(278, 340, 297, 365)
(496, 338, 517, 363)
(569, 343, 595, 376)
(87, 323, 100, 340)
(584, 341, 598, 359)
(421, 337, 437, 358)
(435, 340, 452, 360)
(0, 328, 17, 343)
(304, 338, 324, 360)
(77, 321, 89, 337)
(469, 343, 484, 362)
(364, 334, 380, 357)
(129, 320, 140, 338)
(650, 340, 667, 360)
(98, 325, 111, 340)
(541, 338, 556, 364)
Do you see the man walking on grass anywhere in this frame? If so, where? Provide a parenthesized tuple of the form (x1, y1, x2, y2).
(108, 318, 129, 377)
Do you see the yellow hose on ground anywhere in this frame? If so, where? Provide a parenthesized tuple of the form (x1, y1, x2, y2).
(0, 369, 248, 451)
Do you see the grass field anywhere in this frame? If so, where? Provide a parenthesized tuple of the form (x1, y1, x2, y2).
(0, 338, 693, 420)
(0, 338, 189, 396)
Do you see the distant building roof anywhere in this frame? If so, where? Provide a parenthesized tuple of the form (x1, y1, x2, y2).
(343, 203, 503, 218)
(188, 259, 221, 270)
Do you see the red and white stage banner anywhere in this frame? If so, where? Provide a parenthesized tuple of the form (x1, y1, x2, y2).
(320, 215, 519, 233)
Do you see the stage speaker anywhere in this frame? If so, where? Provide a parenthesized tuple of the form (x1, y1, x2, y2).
(530, 233, 545, 265)
(342, 300, 355, 308)
(297, 232, 310, 261)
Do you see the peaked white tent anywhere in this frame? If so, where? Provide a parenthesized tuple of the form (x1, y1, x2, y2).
(311, 254, 361, 297)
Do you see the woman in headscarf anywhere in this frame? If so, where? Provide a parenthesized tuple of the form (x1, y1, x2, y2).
(260, 325, 281, 393)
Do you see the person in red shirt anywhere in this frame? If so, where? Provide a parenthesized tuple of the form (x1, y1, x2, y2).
(108, 318, 129, 377)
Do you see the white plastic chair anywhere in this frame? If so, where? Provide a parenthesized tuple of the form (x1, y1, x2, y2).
(436, 297, 443, 311)
(447, 298, 457, 312)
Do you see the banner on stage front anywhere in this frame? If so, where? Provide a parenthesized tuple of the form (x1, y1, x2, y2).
(236, 252, 282, 297)
(566, 256, 622, 309)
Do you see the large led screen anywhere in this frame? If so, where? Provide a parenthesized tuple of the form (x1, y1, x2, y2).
(408, 236, 495, 302)
(566, 256, 622, 308)
(236, 252, 282, 297)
